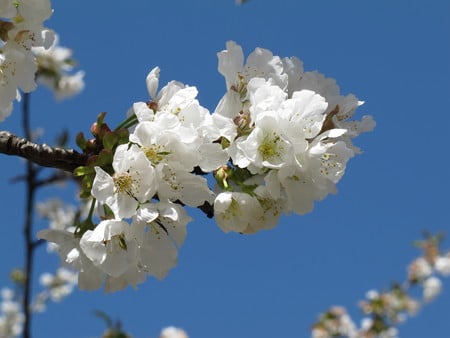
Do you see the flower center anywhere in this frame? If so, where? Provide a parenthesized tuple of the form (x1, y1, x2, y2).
(258, 133, 282, 161)
(113, 172, 135, 196)
(143, 145, 169, 165)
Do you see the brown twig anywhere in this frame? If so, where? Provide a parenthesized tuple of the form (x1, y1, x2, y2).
(0, 130, 87, 173)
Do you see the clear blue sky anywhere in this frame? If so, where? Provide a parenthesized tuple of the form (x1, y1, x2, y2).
(0, 1, 449, 337)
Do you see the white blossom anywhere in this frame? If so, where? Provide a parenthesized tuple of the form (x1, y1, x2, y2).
(435, 255, 450, 276)
(160, 326, 189, 338)
(423, 276, 442, 302)
(80, 220, 139, 278)
(37, 229, 104, 291)
(409, 257, 433, 282)
(217, 40, 287, 92)
(91, 144, 157, 219)
(37, 199, 76, 232)
(0, 288, 24, 338)
(0, 0, 54, 120)
(33, 34, 85, 100)
(39, 267, 77, 302)
(132, 202, 191, 279)
(214, 191, 264, 233)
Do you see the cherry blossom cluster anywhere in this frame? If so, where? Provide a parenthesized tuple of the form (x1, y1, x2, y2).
(0, 267, 75, 338)
(33, 34, 85, 100)
(0, 288, 24, 338)
(38, 41, 374, 292)
(407, 234, 450, 300)
(31, 267, 77, 313)
(311, 234, 450, 338)
(212, 41, 375, 233)
(160, 327, 189, 338)
(0, 0, 54, 120)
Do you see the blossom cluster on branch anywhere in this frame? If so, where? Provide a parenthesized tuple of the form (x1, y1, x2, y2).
(0, 0, 54, 119)
(1, 2, 449, 338)
(0, 1, 84, 121)
(0, 267, 76, 338)
(36, 40, 374, 292)
(33, 33, 85, 100)
(311, 234, 450, 338)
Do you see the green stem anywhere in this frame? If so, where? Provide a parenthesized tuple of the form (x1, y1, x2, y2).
(114, 114, 138, 131)
(87, 197, 96, 222)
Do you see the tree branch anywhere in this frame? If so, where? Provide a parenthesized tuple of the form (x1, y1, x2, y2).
(0, 130, 87, 172)
(22, 93, 34, 338)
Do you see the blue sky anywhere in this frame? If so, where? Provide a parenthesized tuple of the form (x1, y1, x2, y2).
(0, 1, 449, 337)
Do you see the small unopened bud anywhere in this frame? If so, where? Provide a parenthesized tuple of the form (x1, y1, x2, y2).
(214, 165, 232, 189)
(147, 100, 158, 112)
(10, 269, 26, 284)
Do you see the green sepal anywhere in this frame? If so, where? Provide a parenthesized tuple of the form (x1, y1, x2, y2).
(74, 219, 96, 238)
(239, 183, 258, 195)
(36, 67, 58, 79)
(82, 174, 93, 190)
(85, 149, 113, 169)
(73, 165, 95, 177)
(233, 167, 253, 182)
(102, 204, 115, 219)
(79, 190, 91, 199)
(96, 149, 114, 167)
(96, 111, 107, 128)
(115, 129, 130, 145)
(103, 131, 119, 150)
(76, 132, 87, 151)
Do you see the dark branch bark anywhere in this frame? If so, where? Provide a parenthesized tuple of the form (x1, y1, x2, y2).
(22, 93, 34, 338)
(0, 130, 87, 172)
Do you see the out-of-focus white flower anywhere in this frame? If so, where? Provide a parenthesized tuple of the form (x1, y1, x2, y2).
(0, 288, 24, 337)
(0, 0, 54, 120)
(37, 229, 104, 291)
(423, 276, 442, 302)
(53, 72, 85, 100)
(365, 289, 379, 300)
(37, 198, 81, 253)
(360, 318, 400, 338)
(435, 255, 450, 276)
(31, 267, 78, 312)
(408, 257, 433, 282)
(33, 34, 85, 100)
(37, 199, 76, 231)
(39, 267, 77, 301)
(311, 306, 357, 338)
(160, 326, 189, 338)
(379, 327, 399, 338)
